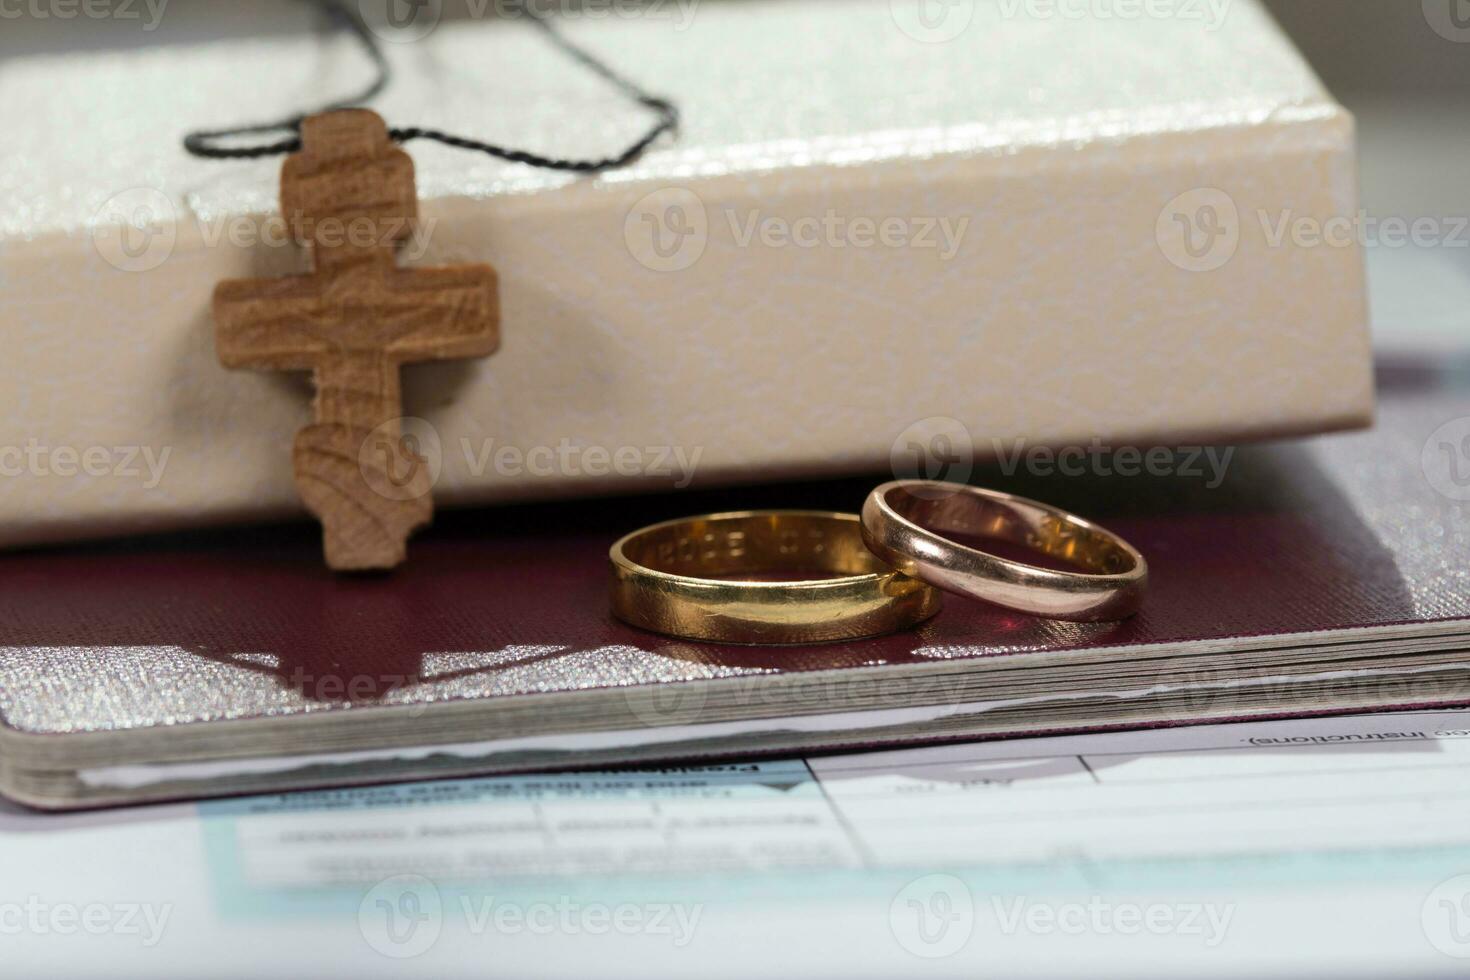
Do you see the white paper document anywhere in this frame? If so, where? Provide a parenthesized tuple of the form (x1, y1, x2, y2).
(4, 709, 1470, 978)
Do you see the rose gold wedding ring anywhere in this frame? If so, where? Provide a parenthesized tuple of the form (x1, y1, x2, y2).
(861, 481, 1147, 622)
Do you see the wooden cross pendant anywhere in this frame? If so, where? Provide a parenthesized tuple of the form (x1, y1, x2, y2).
(214, 109, 499, 571)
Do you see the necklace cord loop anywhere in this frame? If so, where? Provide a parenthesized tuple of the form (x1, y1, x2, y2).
(182, 0, 679, 172)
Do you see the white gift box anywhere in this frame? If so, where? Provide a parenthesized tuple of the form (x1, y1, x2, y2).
(0, 0, 1370, 545)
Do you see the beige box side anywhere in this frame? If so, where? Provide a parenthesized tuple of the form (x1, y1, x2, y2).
(0, 0, 1371, 546)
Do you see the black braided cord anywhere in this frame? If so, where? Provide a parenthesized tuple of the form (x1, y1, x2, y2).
(182, 0, 678, 173)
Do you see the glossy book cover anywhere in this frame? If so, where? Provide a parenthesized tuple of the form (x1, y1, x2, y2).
(2, 380, 1468, 808)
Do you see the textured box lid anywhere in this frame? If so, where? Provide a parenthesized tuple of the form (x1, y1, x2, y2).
(0, 0, 1371, 546)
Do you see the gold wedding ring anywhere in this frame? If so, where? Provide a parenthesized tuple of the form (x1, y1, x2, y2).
(861, 481, 1147, 622)
(610, 511, 942, 645)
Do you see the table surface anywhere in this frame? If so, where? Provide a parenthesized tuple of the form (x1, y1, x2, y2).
(5, 707, 1470, 978)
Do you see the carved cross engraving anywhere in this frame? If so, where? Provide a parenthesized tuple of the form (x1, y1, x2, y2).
(214, 109, 499, 570)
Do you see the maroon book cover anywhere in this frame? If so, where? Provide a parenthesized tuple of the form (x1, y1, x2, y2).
(2, 378, 1468, 807)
